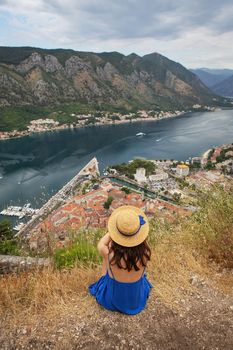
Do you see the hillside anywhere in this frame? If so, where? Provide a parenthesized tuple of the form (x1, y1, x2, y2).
(0, 187, 233, 349)
(190, 68, 233, 88)
(0, 46, 222, 113)
(212, 75, 233, 97)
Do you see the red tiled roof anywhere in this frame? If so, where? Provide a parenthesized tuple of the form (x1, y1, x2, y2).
(30, 183, 193, 249)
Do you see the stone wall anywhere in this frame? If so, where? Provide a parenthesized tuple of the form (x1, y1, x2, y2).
(0, 255, 51, 274)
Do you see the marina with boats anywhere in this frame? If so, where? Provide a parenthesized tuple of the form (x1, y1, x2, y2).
(13, 222, 25, 231)
(0, 203, 39, 219)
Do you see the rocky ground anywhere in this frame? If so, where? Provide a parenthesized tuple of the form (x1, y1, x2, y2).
(1, 274, 232, 350)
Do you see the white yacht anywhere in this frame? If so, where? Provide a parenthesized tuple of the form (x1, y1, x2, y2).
(13, 223, 25, 231)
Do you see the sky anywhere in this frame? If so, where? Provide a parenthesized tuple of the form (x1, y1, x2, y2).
(0, 0, 233, 69)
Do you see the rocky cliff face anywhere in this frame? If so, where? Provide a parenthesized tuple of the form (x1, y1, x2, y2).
(0, 47, 222, 109)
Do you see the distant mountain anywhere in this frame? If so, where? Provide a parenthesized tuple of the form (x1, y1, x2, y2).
(190, 68, 233, 88)
(200, 68, 233, 76)
(0, 46, 224, 110)
(211, 75, 233, 97)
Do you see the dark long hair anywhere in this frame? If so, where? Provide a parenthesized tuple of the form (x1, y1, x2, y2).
(109, 240, 151, 272)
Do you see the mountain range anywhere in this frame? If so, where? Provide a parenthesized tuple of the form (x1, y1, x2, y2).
(0, 47, 224, 111)
(191, 68, 233, 97)
(211, 75, 233, 97)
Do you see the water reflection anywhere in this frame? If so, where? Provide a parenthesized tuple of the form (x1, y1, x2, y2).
(0, 109, 232, 211)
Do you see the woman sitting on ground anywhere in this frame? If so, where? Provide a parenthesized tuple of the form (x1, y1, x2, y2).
(89, 205, 152, 315)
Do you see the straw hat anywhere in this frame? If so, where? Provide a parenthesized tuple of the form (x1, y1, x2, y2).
(108, 205, 149, 247)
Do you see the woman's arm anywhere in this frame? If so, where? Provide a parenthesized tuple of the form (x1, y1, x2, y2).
(97, 233, 111, 257)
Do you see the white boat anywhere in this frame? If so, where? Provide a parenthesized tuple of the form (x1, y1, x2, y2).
(136, 132, 146, 137)
(0, 204, 38, 218)
(13, 223, 25, 231)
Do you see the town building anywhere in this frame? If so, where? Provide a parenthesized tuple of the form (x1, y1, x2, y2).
(225, 150, 233, 158)
(191, 157, 201, 165)
(27, 119, 59, 132)
(149, 171, 168, 182)
(176, 164, 189, 177)
(108, 168, 117, 175)
(134, 168, 147, 184)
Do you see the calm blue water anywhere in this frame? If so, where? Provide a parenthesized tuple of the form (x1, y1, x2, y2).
(0, 109, 232, 213)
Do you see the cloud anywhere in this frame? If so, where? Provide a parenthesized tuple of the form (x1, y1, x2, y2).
(0, 0, 233, 68)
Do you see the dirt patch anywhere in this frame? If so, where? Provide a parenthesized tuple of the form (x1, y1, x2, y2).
(0, 276, 232, 350)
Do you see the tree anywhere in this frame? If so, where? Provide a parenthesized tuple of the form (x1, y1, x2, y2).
(111, 159, 156, 178)
(103, 196, 114, 209)
(221, 165, 227, 174)
(110, 115, 120, 121)
(121, 187, 131, 195)
(172, 192, 181, 203)
(0, 220, 20, 255)
(205, 161, 215, 170)
(0, 220, 13, 241)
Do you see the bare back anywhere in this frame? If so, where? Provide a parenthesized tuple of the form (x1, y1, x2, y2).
(106, 251, 146, 283)
(98, 233, 149, 283)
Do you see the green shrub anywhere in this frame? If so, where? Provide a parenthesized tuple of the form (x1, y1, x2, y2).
(0, 219, 21, 255)
(53, 230, 103, 269)
(121, 187, 131, 195)
(103, 196, 113, 209)
(205, 161, 215, 170)
(0, 239, 20, 255)
(54, 242, 100, 269)
(0, 219, 13, 240)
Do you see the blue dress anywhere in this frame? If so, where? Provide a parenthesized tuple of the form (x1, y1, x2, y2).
(89, 259, 152, 315)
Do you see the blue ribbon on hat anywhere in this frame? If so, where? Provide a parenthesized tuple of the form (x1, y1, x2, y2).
(118, 215, 146, 237)
(139, 215, 146, 226)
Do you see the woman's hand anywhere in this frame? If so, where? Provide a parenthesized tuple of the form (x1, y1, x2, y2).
(97, 233, 111, 257)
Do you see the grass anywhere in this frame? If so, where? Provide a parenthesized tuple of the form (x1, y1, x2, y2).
(0, 186, 232, 319)
(0, 239, 21, 255)
(0, 265, 97, 316)
(53, 230, 103, 269)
